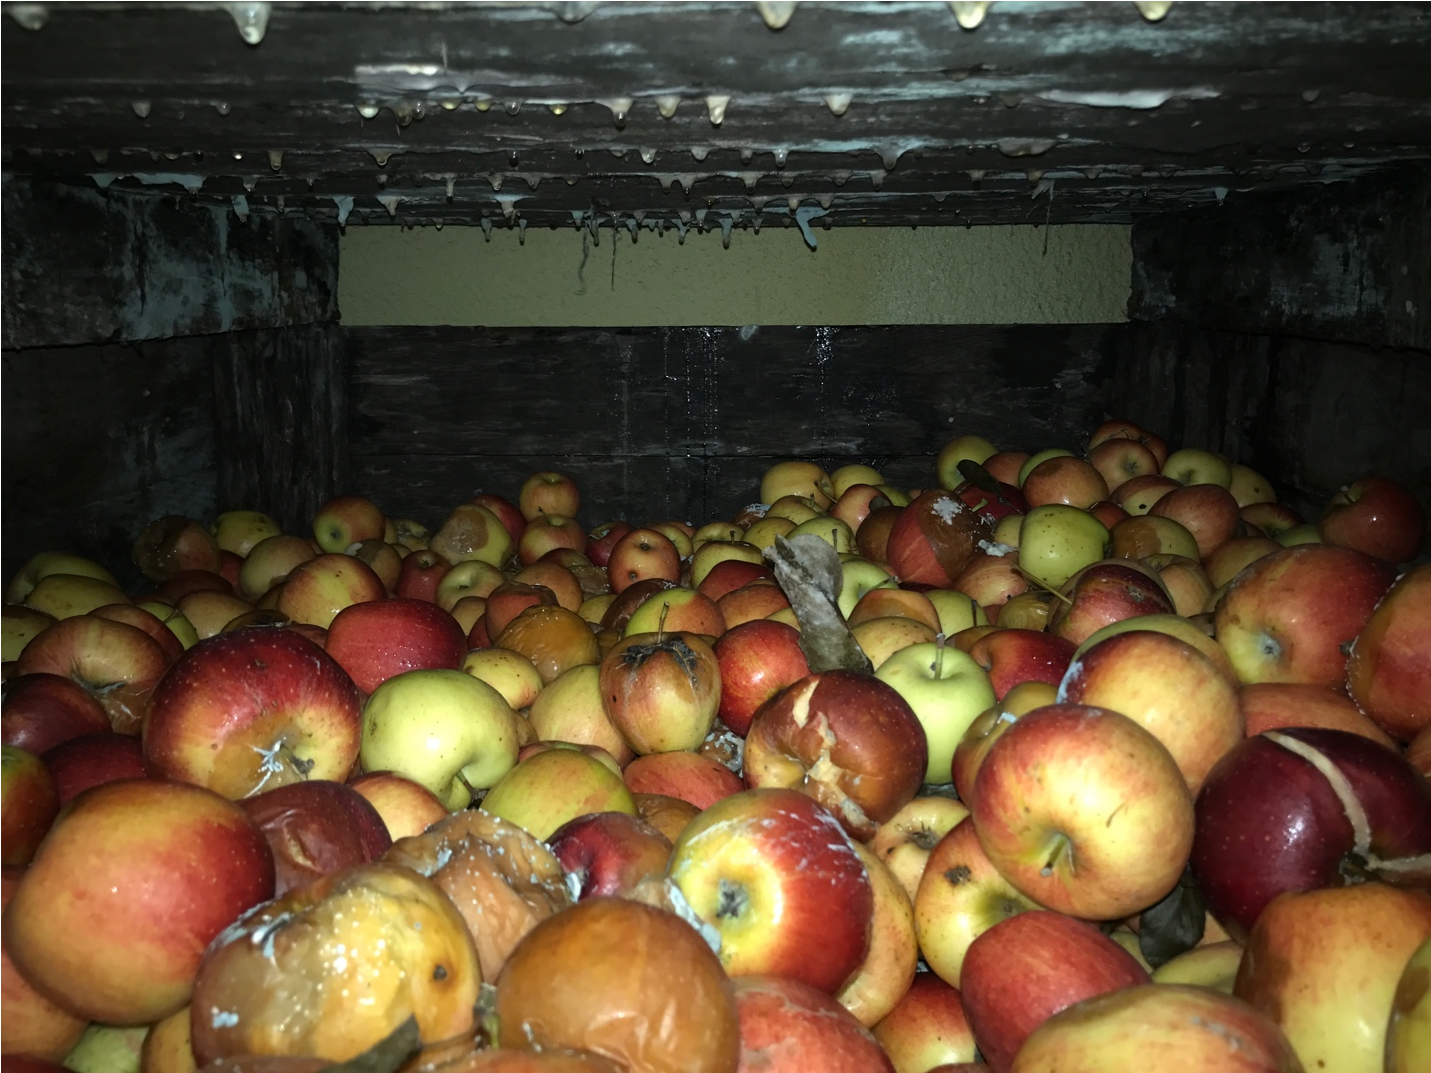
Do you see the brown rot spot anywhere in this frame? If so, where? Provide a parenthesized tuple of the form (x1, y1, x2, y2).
(433, 964, 448, 981)
(944, 865, 972, 887)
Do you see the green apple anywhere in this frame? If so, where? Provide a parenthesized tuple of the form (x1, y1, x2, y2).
(1, 605, 57, 662)
(480, 748, 636, 841)
(1388, 936, 1431, 1073)
(831, 464, 885, 498)
(788, 515, 855, 554)
(992, 514, 1023, 548)
(360, 668, 522, 811)
(935, 434, 998, 490)
(876, 485, 912, 508)
(1161, 448, 1232, 489)
(1151, 939, 1243, 994)
(1276, 524, 1324, 548)
(838, 558, 896, 617)
(210, 510, 282, 557)
(1228, 464, 1276, 507)
(925, 590, 988, 637)
(6, 551, 118, 604)
(63, 1023, 149, 1073)
(1018, 506, 1110, 591)
(24, 574, 130, 619)
(876, 641, 997, 783)
(435, 559, 506, 611)
(1018, 448, 1075, 487)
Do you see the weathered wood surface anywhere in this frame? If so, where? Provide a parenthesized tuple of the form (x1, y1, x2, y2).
(1, 338, 218, 590)
(212, 324, 349, 537)
(1130, 168, 1431, 351)
(1, 177, 339, 349)
(345, 323, 1124, 528)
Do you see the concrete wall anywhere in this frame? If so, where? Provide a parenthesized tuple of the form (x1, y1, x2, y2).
(338, 224, 1131, 327)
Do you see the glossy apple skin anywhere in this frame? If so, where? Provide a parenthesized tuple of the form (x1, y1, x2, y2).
(961, 910, 1149, 1073)
(744, 670, 927, 841)
(1234, 883, 1431, 1073)
(1345, 563, 1431, 742)
(606, 528, 682, 593)
(966, 629, 1076, 701)
(3, 778, 275, 1024)
(712, 619, 810, 737)
(1319, 475, 1428, 564)
(971, 704, 1194, 921)
(393, 549, 451, 603)
(276, 553, 387, 628)
(42, 730, 148, 803)
(1239, 682, 1397, 748)
(952, 479, 1028, 524)
(1021, 457, 1110, 511)
(326, 597, 468, 695)
(1047, 560, 1175, 647)
(667, 788, 874, 994)
(869, 972, 977, 1072)
(599, 631, 721, 755)
(1, 671, 112, 754)
(622, 750, 743, 810)
(239, 778, 392, 895)
(1, 745, 59, 867)
(885, 491, 991, 587)
(346, 770, 448, 840)
(1190, 726, 1431, 943)
(546, 810, 672, 900)
(1148, 483, 1241, 560)
(733, 975, 895, 1073)
(144, 627, 364, 800)
(1, 867, 89, 1060)
(1011, 984, 1303, 1073)
(1214, 545, 1396, 688)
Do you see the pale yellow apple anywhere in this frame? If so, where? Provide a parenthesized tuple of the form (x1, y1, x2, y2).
(461, 648, 545, 710)
(25, 574, 129, 619)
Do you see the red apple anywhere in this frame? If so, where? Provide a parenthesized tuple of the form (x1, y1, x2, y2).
(1, 671, 112, 754)
(1, 867, 89, 1061)
(950, 550, 1027, 610)
(869, 972, 977, 1072)
(1148, 483, 1241, 559)
(1190, 726, 1431, 942)
(712, 619, 810, 736)
(983, 452, 1030, 487)
(856, 504, 902, 563)
(1214, 545, 1396, 688)
(1087, 438, 1160, 493)
(621, 585, 725, 639)
(1047, 559, 1175, 647)
(718, 579, 792, 629)
(622, 749, 743, 810)
(584, 520, 633, 568)
(885, 492, 991, 587)
(326, 597, 467, 695)
(967, 628, 1077, 700)
(605, 528, 683, 594)
(144, 627, 364, 799)
(960, 910, 1149, 1073)
(971, 704, 1195, 921)
(1021, 457, 1110, 511)
(1239, 682, 1397, 748)
(599, 631, 721, 755)
(518, 471, 581, 522)
(42, 731, 148, 803)
(545, 811, 671, 900)
(276, 552, 386, 628)
(830, 483, 891, 533)
(1203, 536, 1282, 589)
(1319, 475, 1428, 564)
(393, 549, 451, 603)
(3, 778, 275, 1024)
(1345, 562, 1431, 742)
(132, 515, 224, 582)
(695, 558, 774, 602)
(517, 514, 586, 566)
(239, 778, 392, 894)
(743, 670, 927, 840)
(951, 479, 1028, 525)
(15, 615, 172, 735)
(732, 974, 895, 1073)
(1, 745, 59, 867)
(471, 492, 527, 544)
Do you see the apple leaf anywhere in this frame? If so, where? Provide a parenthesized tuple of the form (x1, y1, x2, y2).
(956, 459, 1003, 496)
(765, 535, 873, 675)
(320, 1017, 420, 1073)
(1137, 868, 1206, 969)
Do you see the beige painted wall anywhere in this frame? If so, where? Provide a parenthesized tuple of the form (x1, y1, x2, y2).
(338, 224, 1131, 326)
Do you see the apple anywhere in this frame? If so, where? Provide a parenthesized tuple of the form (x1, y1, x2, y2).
(1, 867, 89, 1060)
(1234, 882, 1431, 1073)
(1345, 562, 1431, 742)
(238, 534, 315, 599)
(485, 581, 560, 639)
(481, 747, 637, 840)
(518, 471, 581, 521)
(1240, 500, 1303, 537)
(760, 460, 836, 510)
(1109, 514, 1200, 561)
(1320, 475, 1427, 564)
(190, 861, 479, 1064)
(4, 778, 275, 1024)
(622, 749, 742, 809)
(210, 510, 281, 557)
(311, 495, 386, 554)
(667, 787, 873, 993)
(6, 551, 118, 604)
(460, 647, 544, 710)
(1073, 612, 1237, 684)
(710, 619, 809, 736)
(1047, 559, 1175, 647)
(1140, 553, 1215, 617)
(690, 539, 765, 589)
(527, 663, 635, 767)
(1057, 629, 1244, 793)
(513, 561, 586, 612)
(494, 605, 602, 684)
(869, 972, 976, 1072)
(868, 795, 971, 902)
(471, 492, 527, 543)
(982, 451, 1029, 487)
(1387, 936, 1431, 1073)
(155, 568, 235, 604)
(744, 670, 927, 840)
(145, 626, 362, 798)
(16, 614, 172, 735)
(875, 641, 997, 784)
(1190, 726, 1431, 942)
(1161, 448, 1232, 489)
(696, 558, 774, 603)
(1016, 506, 1110, 591)
(1012, 983, 1303, 1073)
(1, 745, 59, 867)
(960, 910, 1149, 1073)
(274, 552, 385, 628)
(1203, 535, 1279, 587)
(1017, 449, 1075, 487)
(830, 483, 891, 534)
(132, 515, 223, 582)
(1149, 940, 1244, 993)
(832, 463, 886, 498)
(2, 605, 57, 662)
(324, 597, 467, 695)
(42, 730, 148, 803)
(837, 557, 897, 617)
(744, 514, 798, 552)
(967, 628, 1077, 701)
(1148, 483, 1242, 559)
(949, 551, 1027, 610)
(517, 514, 587, 566)
(346, 539, 402, 591)
(730, 973, 895, 1072)
(346, 770, 449, 840)
(622, 585, 725, 638)
(599, 631, 721, 755)
(2, 670, 112, 754)
(360, 668, 521, 810)
(390, 548, 451, 602)
(1109, 473, 1182, 515)
(971, 704, 1195, 921)
(601, 527, 682, 595)
(1087, 438, 1160, 493)
(786, 515, 856, 555)
(1021, 457, 1109, 511)
(23, 573, 130, 619)
(584, 519, 634, 568)
(913, 817, 1042, 989)
(240, 778, 392, 894)
(952, 478, 1028, 527)
(1239, 682, 1397, 747)
(175, 589, 253, 638)
(885, 491, 991, 587)
(1086, 419, 1144, 452)
(834, 843, 920, 1027)
(546, 810, 672, 900)
(1214, 545, 1396, 688)
(435, 558, 506, 611)
(935, 435, 998, 489)
(429, 503, 515, 568)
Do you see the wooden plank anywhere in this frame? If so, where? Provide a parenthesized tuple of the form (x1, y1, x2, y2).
(1, 339, 218, 591)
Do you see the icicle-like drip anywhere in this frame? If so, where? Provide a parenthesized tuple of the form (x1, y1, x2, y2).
(215, 102, 231, 116)
(518, 218, 528, 243)
(948, 1, 990, 29)
(739, 172, 763, 191)
(267, 149, 283, 171)
(1134, 0, 1173, 21)
(867, 170, 884, 190)
(505, 100, 522, 116)
(773, 148, 788, 168)
(740, 148, 754, 164)
(997, 137, 1056, 157)
(224, 2, 271, 45)
(824, 93, 853, 117)
(786, 195, 801, 212)
(656, 95, 681, 119)
(597, 97, 635, 129)
(474, 99, 492, 112)
(331, 196, 354, 226)
(640, 147, 657, 165)
(496, 194, 524, 220)
(550, 103, 568, 115)
(691, 146, 710, 162)
(481, 217, 493, 240)
(89, 149, 108, 164)
(231, 195, 249, 220)
(816, 192, 833, 209)
(242, 176, 258, 192)
(377, 195, 400, 217)
(486, 173, 503, 191)
(357, 103, 379, 119)
(756, 0, 797, 29)
(794, 205, 828, 250)
(706, 95, 731, 126)
(8, 5, 48, 30)
(131, 100, 152, 119)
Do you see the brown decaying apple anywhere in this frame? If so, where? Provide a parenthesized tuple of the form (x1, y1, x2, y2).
(239, 778, 392, 895)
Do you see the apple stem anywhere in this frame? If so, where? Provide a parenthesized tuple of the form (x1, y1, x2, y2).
(455, 770, 483, 805)
(656, 600, 671, 642)
(933, 632, 947, 677)
(1012, 565, 1074, 607)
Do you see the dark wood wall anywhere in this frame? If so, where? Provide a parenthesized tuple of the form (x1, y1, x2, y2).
(344, 323, 1126, 531)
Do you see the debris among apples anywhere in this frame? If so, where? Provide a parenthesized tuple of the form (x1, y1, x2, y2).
(2, 432, 1427, 1073)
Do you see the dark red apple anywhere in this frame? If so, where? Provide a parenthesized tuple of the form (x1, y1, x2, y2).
(545, 811, 671, 900)
(711, 619, 810, 737)
(1047, 559, 1175, 647)
(584, 520, 634, 568)
(326, 598, 467, 696)
(239, 779, 392, 895)
(696, 558, 775, 602)
(1320, 475, 1428, 564)
(42, 731, 148, 804)
(1, 672, 112, 755)
(885, 492, 992, 587)
(952, 479, 1028, 524)
(966, 628, 1077, 700)
(393, 549, 451, 603)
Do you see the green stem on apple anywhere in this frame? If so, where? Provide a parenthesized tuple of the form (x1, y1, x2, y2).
(1012, 565, 1074, 607)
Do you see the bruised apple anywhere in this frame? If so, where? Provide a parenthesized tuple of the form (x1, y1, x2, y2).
(239, 779, 392, 895)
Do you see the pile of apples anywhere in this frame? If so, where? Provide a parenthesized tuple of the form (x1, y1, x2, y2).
(2, 419, 1430, 1073)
